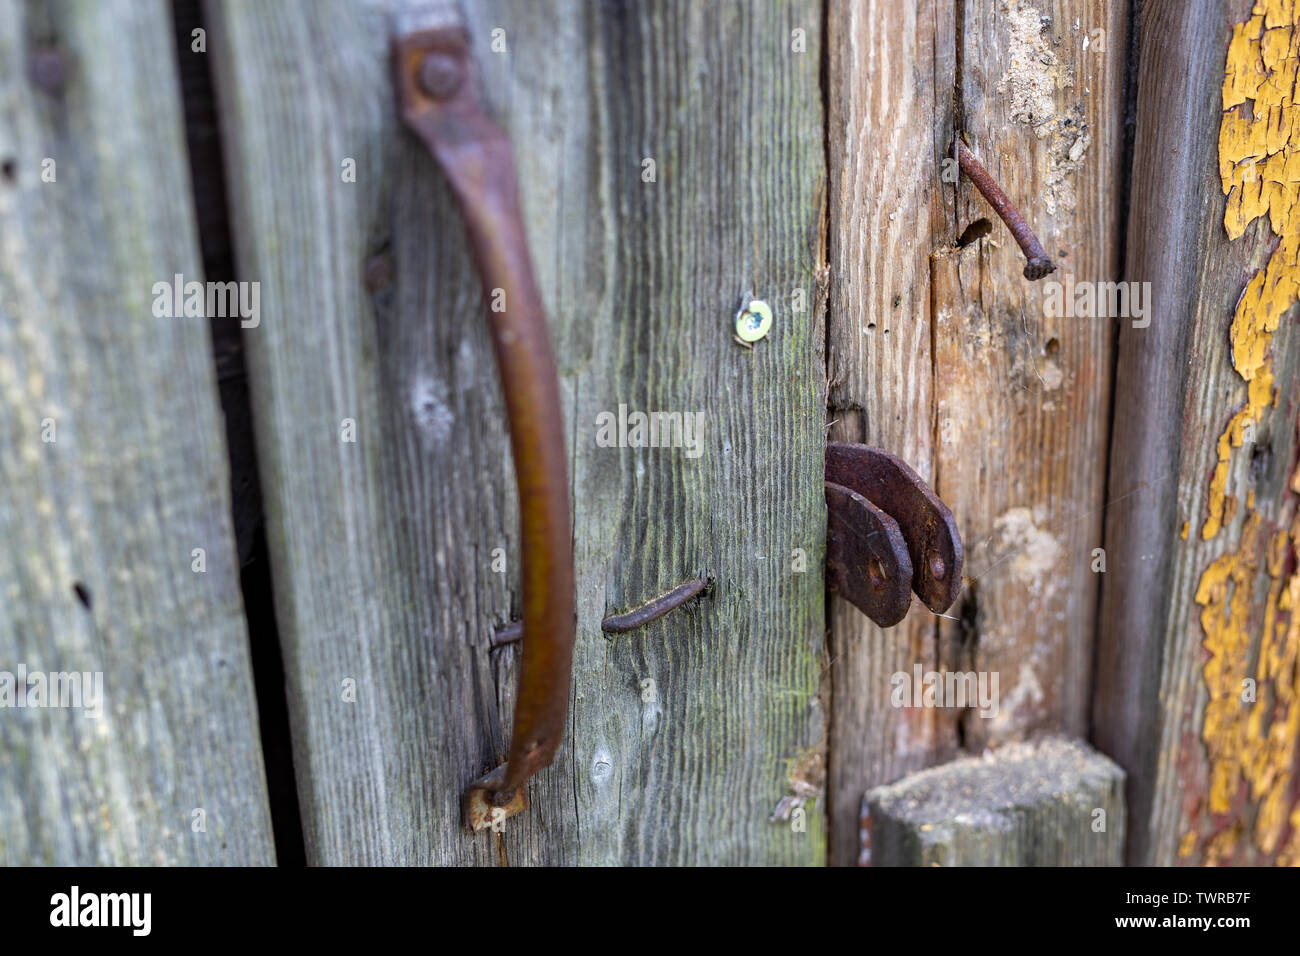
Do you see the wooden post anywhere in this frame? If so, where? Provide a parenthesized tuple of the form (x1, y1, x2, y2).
(1094, 0, 1300, 867)
(826, 0, 1129, 864)
(864, 736, 1125, 866)
(0, 0, 274, 864)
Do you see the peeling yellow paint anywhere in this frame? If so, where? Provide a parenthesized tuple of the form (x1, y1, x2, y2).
(1196, 514, 1262, 816)
(1203, 365, 1273, 540)
(1192, 0, 1300, 865)
(1207, 0, 1300, 539)
(1195, 438, 1300, 861)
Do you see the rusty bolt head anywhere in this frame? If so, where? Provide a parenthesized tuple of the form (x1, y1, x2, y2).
(418, 51, 463, 99)
(30, 48, 66, 96)
(929, 553, 946, 580)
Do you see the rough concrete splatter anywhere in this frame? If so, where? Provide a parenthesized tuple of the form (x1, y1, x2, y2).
(992, 506, 1062, 595)
(995, 0, 1091, 216)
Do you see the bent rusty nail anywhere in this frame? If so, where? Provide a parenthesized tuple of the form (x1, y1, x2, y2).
(825, 481, 914, 627)
(827, 442, 963, 614)
(952, 137, 1056, 281)
(601, 577, 708, 634)
(394, 26, 575, 821)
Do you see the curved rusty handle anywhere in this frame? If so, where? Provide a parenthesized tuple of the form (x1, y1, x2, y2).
(393, 27, 575, 821)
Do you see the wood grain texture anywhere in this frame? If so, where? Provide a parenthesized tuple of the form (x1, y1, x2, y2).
(1095, 0, 1300, 867)
(210, 0, 827, 865)
(824, 0, 957, 868)
(0, 0, 274, 864)
(863, 736, 1125, 866)
(826, 0, 1126, 865)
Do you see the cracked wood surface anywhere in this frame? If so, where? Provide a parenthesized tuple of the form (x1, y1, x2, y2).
(211, 0, 827, 865)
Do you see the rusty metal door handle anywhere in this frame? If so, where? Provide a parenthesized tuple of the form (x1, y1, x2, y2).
(393, 26, 575, 830)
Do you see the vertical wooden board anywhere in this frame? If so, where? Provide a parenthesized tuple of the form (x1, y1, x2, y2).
(825, 0, 957, 868)
(1097, 0, 1300, 867)
(212, 0, 827, 864)
(826, 0, 1126, 865)
(0, 0, 274, 864)
(558, 1, 828, 866)
(946, 0, 1124, 747)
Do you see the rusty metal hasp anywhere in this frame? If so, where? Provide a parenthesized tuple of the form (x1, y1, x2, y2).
(825, 442, 963, 627)
(394, 19, 575, 832)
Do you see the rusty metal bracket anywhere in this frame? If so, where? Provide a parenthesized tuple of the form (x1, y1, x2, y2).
(394, 25, 575, 831)
(825, 442, 963, 627)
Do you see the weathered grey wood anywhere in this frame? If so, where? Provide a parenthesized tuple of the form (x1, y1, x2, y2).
(0, 0, 274, 864)
(826, 0, 1127, 865)
(1095, 0, 1300, 867)
(864, 736, 1125, 866)
(210, 0, 827, 865)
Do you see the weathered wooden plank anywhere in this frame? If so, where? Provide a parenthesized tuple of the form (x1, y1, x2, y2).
(863, 736, 1125, 866)
(824, 0, 957, 868)
(942, 0, 1125, 747)
(0, 0, 274, 864)
(1095, 0, 1300, 867)
(211, 0, 827, 865)
(826, 0, 1127, 865)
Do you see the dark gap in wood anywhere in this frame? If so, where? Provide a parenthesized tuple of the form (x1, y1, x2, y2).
(1117, 0, 1142, 285)
(955, 217, 992, 247)
(953, 580, 980, 751)
(817, 0, 836, 867)
(951, 0, 966, 240)
(1089, 0, 1142, 749)
(947, 0, 973, 757)
(171, 0, 306, 867)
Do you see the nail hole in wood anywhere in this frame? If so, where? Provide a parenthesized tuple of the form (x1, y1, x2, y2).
(956, 217, 992, 248)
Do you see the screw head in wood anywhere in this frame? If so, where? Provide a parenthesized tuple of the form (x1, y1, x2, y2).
(735, 299, 773, 343)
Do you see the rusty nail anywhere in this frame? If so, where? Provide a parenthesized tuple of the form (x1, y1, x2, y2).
(30, 48, 66, 96)
(418, 51, 464, 99)
(952, 137, 1056, 281)
(601, 577, 708, 634)
(491, 619, 523, 648)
